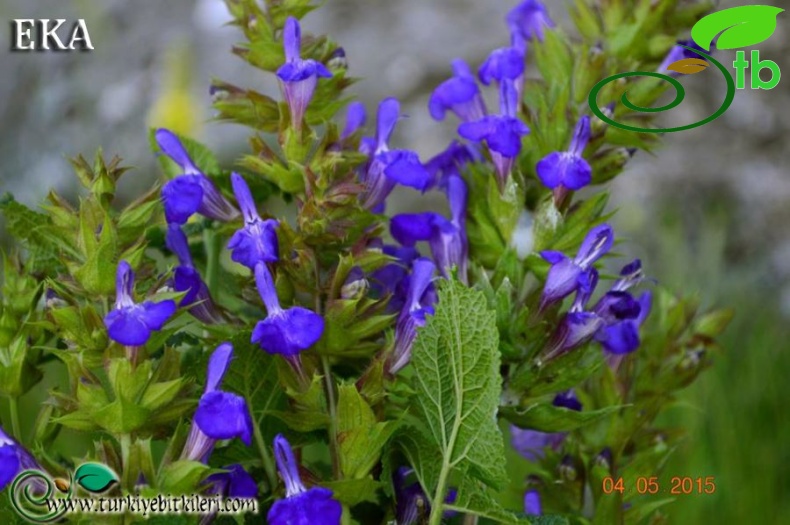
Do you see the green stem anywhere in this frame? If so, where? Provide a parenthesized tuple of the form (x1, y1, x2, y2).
(253, 420, 278, 491)
(119, 433, 132, 489)
(9, 397, 21, 440)
(203, 227, 220, 299)
(322, 356, 341, 479)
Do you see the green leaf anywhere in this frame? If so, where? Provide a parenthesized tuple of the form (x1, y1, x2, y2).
(336, 384, 400, 479)
(501, 403, 622, 433)
(691, 5, 784, 51)
(446, 477, 530, 524)
(531, 516, 571, 525)
(158, 461, 214, 495)
(323, 479, 384, 506)
(401, 279, 507, 522)
(0, 336, 42, 396)
(92, 398, 151, 433)
(74, 463, 119, 493)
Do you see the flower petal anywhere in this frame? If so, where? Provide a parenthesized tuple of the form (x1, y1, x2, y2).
(195, 391, 253, 445)
(252, 307, 324, 356)
(267, 487, 342, 525)
(104, 307, 152, 346)
(390, 213, 436, 246)
(139, 300, 177, 331)
(162, 176, 204, 225)
(205, 342, 234, 393)
(155, 129, 200, 174)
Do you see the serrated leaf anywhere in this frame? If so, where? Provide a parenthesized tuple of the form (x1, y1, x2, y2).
(446, 477, 530, 524)
(691, 5, 784, 51)
(401, 279, 507, 520)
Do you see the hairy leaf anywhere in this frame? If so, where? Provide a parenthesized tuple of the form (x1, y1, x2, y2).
(401, 279, 507, 521)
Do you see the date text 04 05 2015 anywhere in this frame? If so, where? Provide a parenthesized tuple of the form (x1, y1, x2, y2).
(602, 476, 716, 495)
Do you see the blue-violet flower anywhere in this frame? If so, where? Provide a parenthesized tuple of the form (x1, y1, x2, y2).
(267, 434, 342, 525)
(183, 343, 254, 462)
(0, 426, 41, 490)
(429, 59, 487, 123)
(388, 257, 437, 374)
(458, 80, 530, 190)
(276, 16, 332, 130)
(104, 261, 177, 346)
(538, 223, 614, 310)
(251, 262, 324, 356)
(166, 224, 223, 324)
(156, 128, 239, 225)
(536, 116, 592, 191)
(227, 173, 279, 269)
(507, 0, 555, 43)
(359, 98, 433, 211)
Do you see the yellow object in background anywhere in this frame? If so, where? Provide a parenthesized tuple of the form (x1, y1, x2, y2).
(148, 40, 202, 138)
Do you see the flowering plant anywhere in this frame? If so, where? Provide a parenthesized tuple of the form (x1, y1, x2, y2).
(0, 0, 732, 524)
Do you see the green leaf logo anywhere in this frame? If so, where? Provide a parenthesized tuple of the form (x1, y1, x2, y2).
(691, 5, 784, 51)
(74, 463, 119, 493)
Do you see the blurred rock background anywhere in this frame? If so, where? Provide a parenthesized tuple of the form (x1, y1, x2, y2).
(0, 0, 788, 522)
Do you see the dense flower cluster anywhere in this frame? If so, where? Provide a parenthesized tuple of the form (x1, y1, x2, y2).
(0, 1, 731, 524)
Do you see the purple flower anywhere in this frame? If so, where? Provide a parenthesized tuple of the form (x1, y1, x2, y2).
(251, 262, 324, 356)
(204, 464, 258, 498)
(429, 59, 487, 123)
(104, 261, 177, 346)
(594, 290, 651, 355)
(227, 173, 279, 269)
(458, 80, 530, 189)
(536, 116, 592, 191)
(612, 258, 645, 292)
(183, 343, 254, 462)
(388, 258, 437, 374)
(510, 390, 581, 461)
(425, 140, 479, 189)
(156, 129, 239, 225)
(369, 244, 420, 312)
(507, 0, 555, 43)
(0, 426, 41, 490)
(276, 17, 332, 130)
(658, 39, 708, 74)
(390, 176, 469, 282)
(539, 224, 614, 310)
(394, 467, 457, 525)
(360, 98, 433, 211)
(478, 46, 525, 87)
(524, 489, 542, 516)
(340, 101, 367, 141)
(166, 225, 223, 324)
(268, 434, 342, 525)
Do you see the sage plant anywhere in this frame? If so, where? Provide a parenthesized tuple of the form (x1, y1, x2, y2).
(0, 0, 732, 524)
